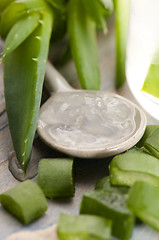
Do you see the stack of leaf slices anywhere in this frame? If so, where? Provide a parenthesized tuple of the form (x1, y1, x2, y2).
(1, 125, 159, 239)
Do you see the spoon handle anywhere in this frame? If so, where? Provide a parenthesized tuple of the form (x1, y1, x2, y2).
(45, 61, 74, 93)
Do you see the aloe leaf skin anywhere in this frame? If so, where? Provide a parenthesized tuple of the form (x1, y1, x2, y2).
(0, 0, 15, 13)
(2, 12, 40, 60)
(82, 0, 107, 33)
(4, 9, 53, 172)
(115, 0, 130, 89)
(45, 0, 65, 10)
(0, 180, 47, 224)
(142, 64, 159, 98)
(37, 158, 74, 198)
(109, 148, 159, 187)
(67, 0, 100, 90)
(136, 125, 159, 148)
(144, 127, 159, 159)
(0, 0, 48, 39)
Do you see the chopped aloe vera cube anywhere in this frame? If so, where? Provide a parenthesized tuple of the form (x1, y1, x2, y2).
(37, 158, 74, 198)
(80, 190, 134, 240)
(144, 127, 159, 159)
(127, 181, 159, 232)
(109, 147, 159, 187)
(95, 176, 129, 194)
(136, 125, 159, 148)
(0, 180, 47, 224)
(57, 213, 112, 240)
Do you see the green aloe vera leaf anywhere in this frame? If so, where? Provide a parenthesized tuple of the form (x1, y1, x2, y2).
(0, 0, 48, 39)
(82, 0, 107, 32)
(4, 9, 53, 172)
(144, 127, 159, 159)
(67, 0, 100, 90)
(0, 180, 47, 224)
(142, 64, 159, 98)
(109, 147, 159, 187)
(57, 213, 112, 240)
(50, 5, 66, 44)
(95, 176, 129, 194)
(80, 190, 135, 240)
(115, 0, 130, 88)
(37, 158, 74, 198)
(0, 0, 15, 13)
(127, 181, 159, 232)
(2, 12, 41, 60)
(136, 125, 159, 148)
(46, 0, 65, 10)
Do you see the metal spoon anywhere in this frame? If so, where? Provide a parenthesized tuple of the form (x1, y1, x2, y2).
(37, 62, 146, 159)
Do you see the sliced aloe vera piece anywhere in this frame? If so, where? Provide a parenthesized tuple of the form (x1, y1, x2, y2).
(4, 8, 53, 172)
(37, 158, 74, 198)
(2, 12, 40, 60)
(0, 0, 48, 39)
(0, 180, 47, 224)
(136, 125, 159, 148)
(57, 213, 112, 240)
(144, 127, 159, 159)
(109, 147, 159, 187)
(67, 0, 100, 90)
(115, 0, 130, 88)
(80, 190, 134, 240)
(142, 64, 159, 98)
(95, 176, 129, 194)
(127, 181, 159, 232)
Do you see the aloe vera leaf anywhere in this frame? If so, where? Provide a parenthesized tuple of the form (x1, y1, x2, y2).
(136, 125, 159, 148)
(144, 127, 159, 159)
(4, 9, 53, 172)
(82, 0, 107, 32)
(37, 158, 74, 198)
(0, 0, 47, 39)
(142, 64, 159, 98)
(0, 0, 15, 12)
(80, 190, 135, 240)
(109, 147, 159, 187)
(115, 0, 130, 88)
(0, 180, 47, 224)
(2, 12, 40, 60)
(46, 0, 65, 10)
(57, 213, 112, 240)
(67, 0, 100, 90)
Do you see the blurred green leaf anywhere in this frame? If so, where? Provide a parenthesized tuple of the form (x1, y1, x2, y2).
(67, 0, 100, 90)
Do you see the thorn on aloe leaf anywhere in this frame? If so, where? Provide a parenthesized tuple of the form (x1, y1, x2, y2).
(35, 36, 41, 40)
(39, 20, 44, 25)
(32, 58, 38, 62)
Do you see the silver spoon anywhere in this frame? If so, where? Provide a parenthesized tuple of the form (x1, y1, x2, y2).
(37, 61, 146, 159)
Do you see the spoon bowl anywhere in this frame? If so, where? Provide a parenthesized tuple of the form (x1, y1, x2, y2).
(37, 62, 146, 158)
